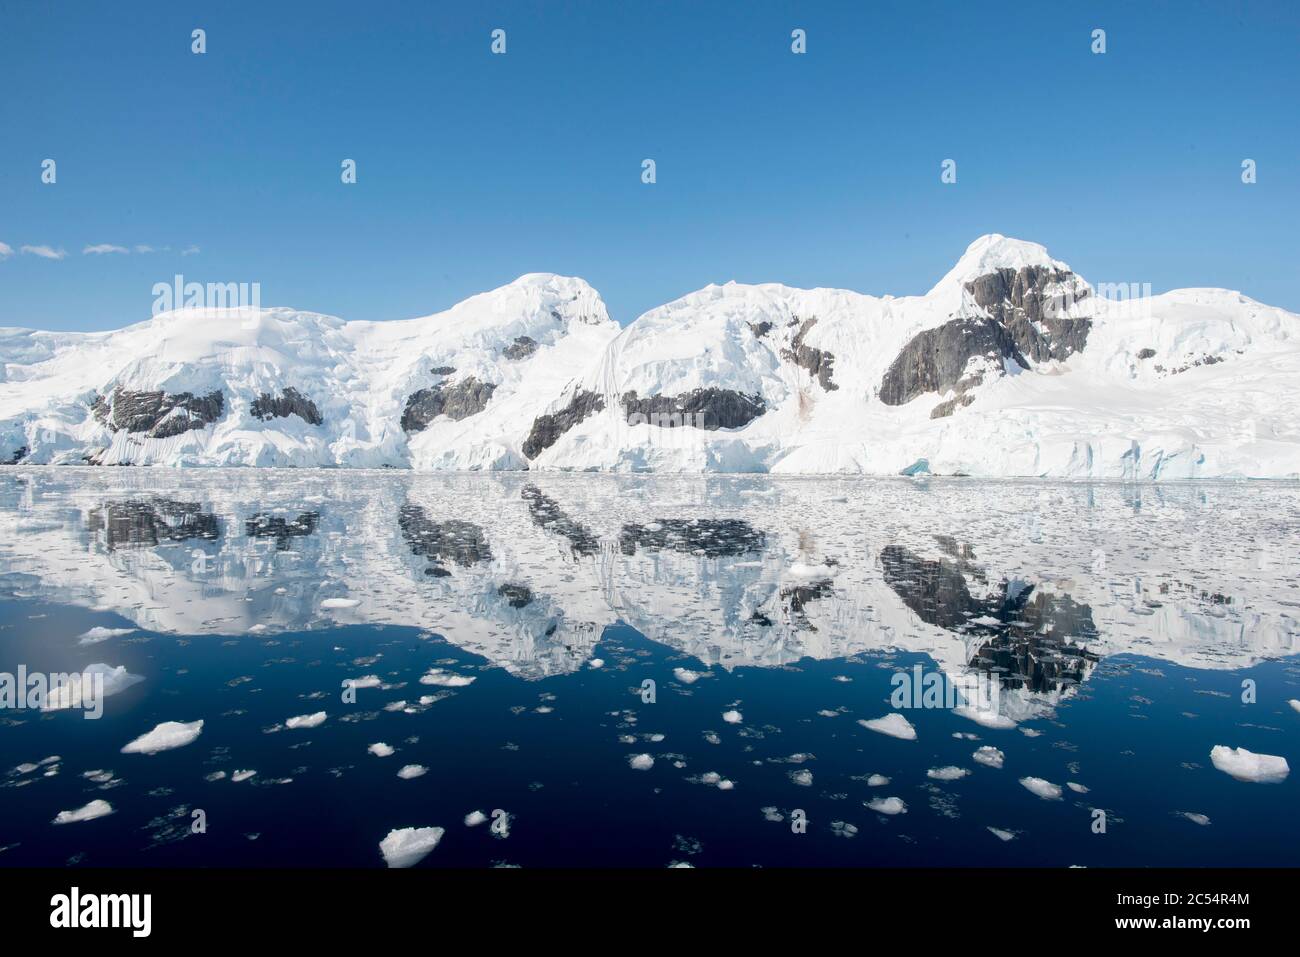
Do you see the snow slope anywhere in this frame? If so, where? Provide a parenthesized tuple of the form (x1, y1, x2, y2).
(3, 236, 1298, 478)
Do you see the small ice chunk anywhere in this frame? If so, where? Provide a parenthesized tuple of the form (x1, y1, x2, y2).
(972, 746, 1004, 769)
(286, 711, 327, 729)
(927, 766, 969, 781)
(673, 668, 703, 684)
(1209, 746, 1290, 783)
(628, 753, 654, 771)
(420, 669, 475, 688)
(121, 720, 203, 755)
(588, 659, 604, 669)
(464, 810, 488, 827)
(858, 714, 917, 740)
(368, 742, 395, 757)
(987, 827, 1016, 841)
(231, 770, 256, 782)
(42, 663, 143, 710)
(721, 709, 743, 724)
(1178, 811, 1211, 826)
(789, 769, 813, 787)
(867, 796, 907, 815)
(321, 598, 361, 609)
(52, 799, 115, 825)
(1066, 781, 1089, 794)
(77, 626, 133, 645)
(866, 774, 890, 786)
(379, 826, 444, 868)
(1019, 776, 1063, 801)
(397, 764, 428, 780)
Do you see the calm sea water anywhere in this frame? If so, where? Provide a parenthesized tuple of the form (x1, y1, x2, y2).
(1, 468, 1297, 867)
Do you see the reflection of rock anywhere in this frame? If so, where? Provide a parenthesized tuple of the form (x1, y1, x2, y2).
(521, 485, 599, 557)
(497, 583, 534, 608)
(245, 511, 320, 550)
(401, 377, 496, 432)
(522, 390, 604, 459)
(250, 387, 323, 426)
(92, 387, 224, 438)
(619, 519, 766, 557)
(88, 500, 220, 550)
(880, 540, 1099, 694)
(781, 578, 834, 628)
(4, 446, 28, 465)
(621, 388, 766, 430)
(399, 504, 492, 574)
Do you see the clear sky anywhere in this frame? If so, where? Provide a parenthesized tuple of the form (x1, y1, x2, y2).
(2, 0, 1297, 331)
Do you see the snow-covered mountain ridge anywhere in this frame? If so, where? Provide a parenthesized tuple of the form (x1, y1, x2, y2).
(3, 235, 1298, 478)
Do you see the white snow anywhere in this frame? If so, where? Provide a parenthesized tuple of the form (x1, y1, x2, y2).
(1019, 776, 1063, 800)
(379, 826, 444, 868)
(858, 713, 917, 740)
(1209, 746, 1290, 783)
(121, 719, 203, 755)
(52, 799, 114, 825)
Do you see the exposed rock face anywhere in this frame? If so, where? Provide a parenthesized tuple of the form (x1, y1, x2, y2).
(966, 266, 1092, 363)
(1136, 348, 1156, 360)
(92, 387, 225, 438)
(245, 511, 320, 550)
(430, 366, 457, 376)
(87, 499, 220, 550)
(749, 320, 773, 338)
(522, 390, 605, 459)
(399, 504, 492, 574)
(521, 485, 600, 556)
(881, 266, 1094, 411)
(781, 317, 838, 391)
(250, 387, 323, 426)
(400, 377, 497, 432)
(497, 583, 534, 608)
(620, 388, 766, 431)
(502, 336, 538, 361)
(879, 316, 1023, 407)
(618, 518, 765, 557)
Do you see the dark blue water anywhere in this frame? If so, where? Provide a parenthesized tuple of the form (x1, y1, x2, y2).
(1, 470, 1297, 867)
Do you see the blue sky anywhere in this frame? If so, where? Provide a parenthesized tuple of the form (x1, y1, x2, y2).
(2, 0, 1297, 331)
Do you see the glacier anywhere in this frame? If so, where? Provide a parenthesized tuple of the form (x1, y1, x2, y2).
(2, 235, 1298, 478)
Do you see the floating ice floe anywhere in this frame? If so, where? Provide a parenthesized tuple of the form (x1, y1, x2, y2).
(419, 669, 475, 687)
(866, 774, 890, 786)
(987, 827, 1017, 841)
(721, 709, 743, 724)
(955, 706, 1017, 730)
(1209, 746, 1290, 783)
(321, 598, 361, 609)
(867, 796, 907, 815)
(343, 675, 382, 689)
(1066, 781, 1089, 794)
(628, 753, 655, 770)
(927, 766, 969, 781)
(588, 659, 604, 669)
(464, 810, 487, 826)
(397, 764, 428, 780)
(673, 668, 703, 684)
(285, 711, 327, 729)
(788, 769, 814, 787)
(52, 799, 114, 825)
(231, 770, 256, 782)
(121, 720, 203, 755)
(379, 826, 444, 868)
(972, 746, 1004, 769)
(41, 664, 143, 711)
(76, 626, 133, 645)
(858, 713, 917, 740)
(1019, 776, 1063, 800)
(368, 743, 395, 757)
(1178, 811, 1211, 826)
(1289, 700, 1300, 714)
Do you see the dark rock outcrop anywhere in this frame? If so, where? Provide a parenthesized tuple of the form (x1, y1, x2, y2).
(430, 366, 457, 376)
(502, 336, 538, 361)
(879, 316, 1023, 407)
(245, 511, 320, 550)
(87, 499, 220, 550)
(399, 503, 492, 575)
(400, 377, 497, 432)
(965, 266, 1092, 363)
(619, 518, 765, 557)
(250, 387, 323, 426)
(521, 485, 600, 557)
(1136, 348, 1156, 360)
(522, 390, 605, 459)
(620, 388, 766, 431)
(781, 317, 838, 391)
(93, 387, 225, 438)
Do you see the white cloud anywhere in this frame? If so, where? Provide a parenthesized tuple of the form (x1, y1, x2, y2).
(181, 245, 201, 256)
(20, 245, 67, 260)
(0, 242, 13, 260)
(83, 244, 129, 255)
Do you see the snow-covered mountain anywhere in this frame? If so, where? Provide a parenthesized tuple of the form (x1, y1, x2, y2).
(3, 235, 1298, 478)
